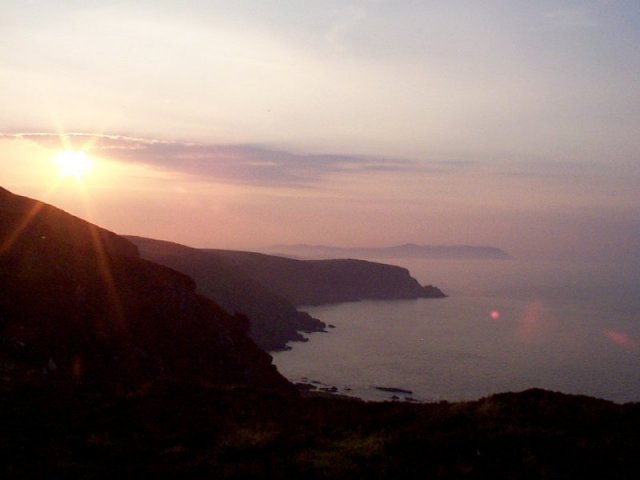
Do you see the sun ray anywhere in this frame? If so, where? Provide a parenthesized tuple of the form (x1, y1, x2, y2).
(86, 218, 128, 336)
(0, 183, 61, 255)
(72, 179, 128, 337)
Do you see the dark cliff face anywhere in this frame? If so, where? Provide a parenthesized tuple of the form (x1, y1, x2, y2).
(129, 237, 444, 351)
(204, 250, 446, 306)
(0, 187, 292, 392)
(303, 259, 446, 305)
(127, 236, 326, 352)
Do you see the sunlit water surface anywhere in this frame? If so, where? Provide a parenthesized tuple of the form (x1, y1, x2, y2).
(272, 259, 640, 403)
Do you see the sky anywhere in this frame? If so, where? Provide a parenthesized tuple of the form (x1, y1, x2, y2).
(1, 0, 639, 260)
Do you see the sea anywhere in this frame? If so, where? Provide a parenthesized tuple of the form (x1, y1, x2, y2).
(271, 258, 640, 403)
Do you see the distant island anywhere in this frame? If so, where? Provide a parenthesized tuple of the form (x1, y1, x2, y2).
(262, 243, 510, 260)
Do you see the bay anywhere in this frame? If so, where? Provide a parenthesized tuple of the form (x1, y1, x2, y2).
(272, 259, 640, 403)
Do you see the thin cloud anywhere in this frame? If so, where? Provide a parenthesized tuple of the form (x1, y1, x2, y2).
(3, 132, 440, 188)
(111, 141, 419, 187)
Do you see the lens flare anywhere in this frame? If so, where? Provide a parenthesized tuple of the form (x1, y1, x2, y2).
(605, 331, 634, 348)
(517, 300, 545, 342)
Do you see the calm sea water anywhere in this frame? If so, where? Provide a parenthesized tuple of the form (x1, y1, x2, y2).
(272, 259, 640, 403)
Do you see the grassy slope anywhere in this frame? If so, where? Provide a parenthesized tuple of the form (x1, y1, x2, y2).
(1, 385, 638, 479)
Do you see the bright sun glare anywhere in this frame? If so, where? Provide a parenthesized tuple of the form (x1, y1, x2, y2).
(54, 150, 93, 179)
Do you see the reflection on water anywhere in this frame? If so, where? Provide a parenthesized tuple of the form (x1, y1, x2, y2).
(272, 259, 640, 403)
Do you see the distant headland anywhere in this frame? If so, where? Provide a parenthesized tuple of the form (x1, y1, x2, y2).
(128, 236, 446, 351)
(262, 243, 510, 260)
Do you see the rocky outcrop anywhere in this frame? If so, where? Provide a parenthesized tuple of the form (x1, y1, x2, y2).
(0, 187, 292, 392)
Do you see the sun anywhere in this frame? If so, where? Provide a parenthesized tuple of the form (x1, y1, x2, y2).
(54, 150, 94, 179)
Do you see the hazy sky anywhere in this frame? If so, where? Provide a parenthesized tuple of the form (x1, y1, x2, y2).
(1, 1, 638, 259)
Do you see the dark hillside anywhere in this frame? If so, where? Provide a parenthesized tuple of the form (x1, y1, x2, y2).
(0, 187, 291, 391)
(129, 237, 444, 351)
(0, 186, 137, 258)
(1, 385, 638, 478)
(128, 236, 326, 351)
(204, 249, 446, 306)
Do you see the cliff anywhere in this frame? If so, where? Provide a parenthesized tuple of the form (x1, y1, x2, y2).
(203, 249, 446, 306)
(0, 187, 291, 392)
(127, 236, 326, 351)
(129, 238, 444, 350)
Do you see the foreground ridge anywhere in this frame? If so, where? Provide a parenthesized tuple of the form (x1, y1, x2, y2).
(0, 186, 291, 392)
(1, 385, 639, 478)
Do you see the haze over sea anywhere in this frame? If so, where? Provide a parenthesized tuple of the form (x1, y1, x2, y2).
(273, 258, 640, 403)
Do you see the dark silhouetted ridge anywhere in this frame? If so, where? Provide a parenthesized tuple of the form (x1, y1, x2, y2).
(0, 187, 138, 258)
(127, 236, 326, 351)
(128, 237, 444, 350)
(202, 249, 446, 306)
(0, 187, 291, 392)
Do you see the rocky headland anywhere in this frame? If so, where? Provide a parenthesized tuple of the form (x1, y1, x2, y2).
(202, 249, 447, 306)
(127, 236, 327, 351)
(129, 238, 445, 351)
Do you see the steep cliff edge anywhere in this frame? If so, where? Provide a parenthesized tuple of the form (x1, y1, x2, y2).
(129, 237, 444, 350)
(128, 236, 326, 351)
(0, 187, 291, 392)
(204, 249, 446, 306)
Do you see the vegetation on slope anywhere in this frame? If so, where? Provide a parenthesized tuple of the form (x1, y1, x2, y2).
(1, 385, 638, 479)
